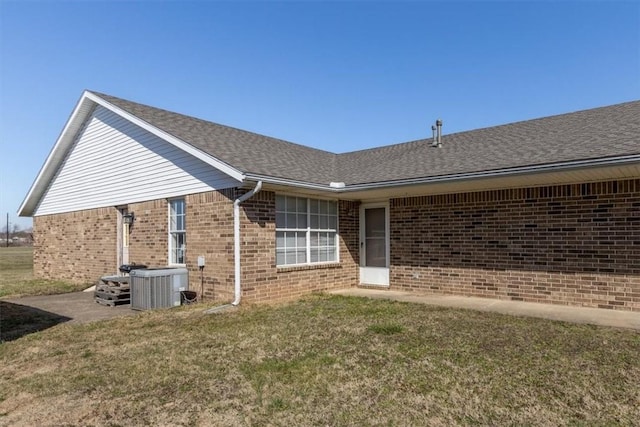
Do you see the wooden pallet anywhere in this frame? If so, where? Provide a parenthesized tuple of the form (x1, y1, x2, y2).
(95, 296, 129, 307)
(99, 275, 130, 287)
(94, 290, 130, 301)
(95, 282, 129, 295)
(95, 275, 131, 306)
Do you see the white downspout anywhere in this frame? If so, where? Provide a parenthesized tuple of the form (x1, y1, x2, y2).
(232, 181, 262, 306)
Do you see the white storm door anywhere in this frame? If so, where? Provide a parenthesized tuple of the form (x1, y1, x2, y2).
(359, 204, 389, 286)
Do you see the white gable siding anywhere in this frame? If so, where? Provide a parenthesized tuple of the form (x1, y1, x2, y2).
(35, 106, 240, 216)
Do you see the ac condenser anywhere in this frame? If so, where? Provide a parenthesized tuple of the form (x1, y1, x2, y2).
(130, 268, 188, 310)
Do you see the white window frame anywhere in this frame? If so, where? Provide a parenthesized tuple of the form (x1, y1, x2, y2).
(168, 198, 186, 265)
(275, 194, 340, 267)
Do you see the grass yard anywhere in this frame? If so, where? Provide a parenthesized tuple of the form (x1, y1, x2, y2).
(1, 294, 639, 426)
(0, 247, 86, 298)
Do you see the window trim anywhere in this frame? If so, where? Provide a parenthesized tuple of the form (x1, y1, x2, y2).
(168, 198, 186, 266)
(275, 194, 340, 267)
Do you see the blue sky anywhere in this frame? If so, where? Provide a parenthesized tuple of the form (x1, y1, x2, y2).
(1, 1, 639, 229)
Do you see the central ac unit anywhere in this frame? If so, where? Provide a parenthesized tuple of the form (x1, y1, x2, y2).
(130, 268, 189, 310)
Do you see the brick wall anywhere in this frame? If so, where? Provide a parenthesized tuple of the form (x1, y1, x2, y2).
(390, 179, 640, 311)
(32, 178, 638, 311)
(120, 192, 236, 301)
(32, 189, 359, 303)
(128, 199, 169, 266)
(240, 191, 359, 304)
(180, 189, 359, 304)
(33, 207, 118, 284)
(184, 190, 235, 301)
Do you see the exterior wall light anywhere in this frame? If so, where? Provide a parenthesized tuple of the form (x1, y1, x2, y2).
(123, 212, 135, 225)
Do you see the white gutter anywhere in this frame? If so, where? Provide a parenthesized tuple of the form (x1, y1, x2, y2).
(232, 181, 262, 306)
(249, 154, 639, 194)
(205, 180, 263, 314)
(244, 173, 333, 192)
(340, 154, 640, 192)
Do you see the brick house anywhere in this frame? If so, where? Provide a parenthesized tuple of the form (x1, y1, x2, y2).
(19, 91, 640, 310)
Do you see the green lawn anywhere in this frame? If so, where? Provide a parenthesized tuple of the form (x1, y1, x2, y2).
(0, 247, 86, 298)
(1, 294, 638, 425)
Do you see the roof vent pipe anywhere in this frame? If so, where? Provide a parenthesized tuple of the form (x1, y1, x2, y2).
(431, 120, 443, 147)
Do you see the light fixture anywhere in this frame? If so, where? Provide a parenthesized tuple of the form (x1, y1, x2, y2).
(123, 212, 135, 225)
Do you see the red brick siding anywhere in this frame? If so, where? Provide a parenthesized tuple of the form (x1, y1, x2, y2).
(33, 207, 118, 284)
(31, 189, 358, 304)
(184, 190, 235, 301)
(181, 190, 359, 304)
(240, 191, 359, 304)
(390, 179, 640, 311)
(128, 199, 169, 266)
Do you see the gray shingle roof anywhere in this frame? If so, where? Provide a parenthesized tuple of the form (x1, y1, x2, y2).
(92, 91, 640, 186)
(92, 92, 338, 184)
(338, 101, 640, 185)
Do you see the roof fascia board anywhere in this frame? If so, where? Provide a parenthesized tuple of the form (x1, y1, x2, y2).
(248, 155, 639, 196)
(340, 155, 640, 192)
(18, 92, 97, 216)
(244, 173, 334, 192)
(85, 92, 245, 182)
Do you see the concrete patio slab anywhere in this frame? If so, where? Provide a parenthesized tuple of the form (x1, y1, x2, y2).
(3, 291, 139, 324)
(330, 288, 640, 331)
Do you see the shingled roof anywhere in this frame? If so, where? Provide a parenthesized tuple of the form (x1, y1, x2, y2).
(93, 92, 338, 184)
(338, 101, 640, 185)
(94, 91, 640, 186)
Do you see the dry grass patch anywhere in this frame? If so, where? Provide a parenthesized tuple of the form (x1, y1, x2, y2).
(0, 247, 86, 298)
(1, 294, 639, 425)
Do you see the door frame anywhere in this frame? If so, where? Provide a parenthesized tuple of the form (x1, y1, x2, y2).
(117, 206, 130, 270)
(359, 202, 390, 286)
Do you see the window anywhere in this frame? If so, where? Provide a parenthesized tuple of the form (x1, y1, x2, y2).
(169, 199, 186, 264)
(276, 195, 338, 266)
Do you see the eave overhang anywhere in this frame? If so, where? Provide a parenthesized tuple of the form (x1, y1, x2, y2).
(19, 90, 639, 217)
(249, 154, 640, 200)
